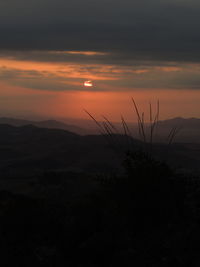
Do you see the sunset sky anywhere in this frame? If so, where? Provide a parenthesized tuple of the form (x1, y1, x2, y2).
(0, 0, 200, 121)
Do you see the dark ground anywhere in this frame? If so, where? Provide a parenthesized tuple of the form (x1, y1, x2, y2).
(0, 124, 200, 266)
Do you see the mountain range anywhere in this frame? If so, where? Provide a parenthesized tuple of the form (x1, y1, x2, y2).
(0, 116, 199, 143)
(0, 123, 199, 178)
(0, 117, 85, 134)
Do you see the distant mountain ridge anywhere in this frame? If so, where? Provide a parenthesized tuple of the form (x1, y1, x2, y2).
(154, 117, 200, 143)
(157, 117, 200, 128)
(0, 117, 199, 143)
(0, 117, 85, 134)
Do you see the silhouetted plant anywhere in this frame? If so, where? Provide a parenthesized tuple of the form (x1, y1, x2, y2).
(85, 99, 184, 227)
(85, 99, 180, 152)
(123, 149, 172, 181)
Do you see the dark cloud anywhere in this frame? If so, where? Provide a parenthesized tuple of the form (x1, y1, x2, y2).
(0, 0, 200, 62)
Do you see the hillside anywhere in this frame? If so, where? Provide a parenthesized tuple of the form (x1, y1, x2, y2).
(0, 124, 199, 178)
(0, 124, 199, 266)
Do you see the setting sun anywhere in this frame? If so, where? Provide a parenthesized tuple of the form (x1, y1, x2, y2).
(84, 80, 93, 87)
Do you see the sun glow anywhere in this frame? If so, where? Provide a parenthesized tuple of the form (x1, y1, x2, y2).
(84, 80, 93, 87)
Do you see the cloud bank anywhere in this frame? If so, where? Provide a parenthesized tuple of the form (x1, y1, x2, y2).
(0, 0, 200, 93)
(0, 0, 200, 63)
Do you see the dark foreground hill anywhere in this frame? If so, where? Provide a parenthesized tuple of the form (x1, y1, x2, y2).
(0, 124, 199, 266)
(0, 124, 199, 178)
(0, 124, 124, 176)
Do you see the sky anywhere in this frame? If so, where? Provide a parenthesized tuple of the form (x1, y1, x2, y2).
(0, 0, 200, 122)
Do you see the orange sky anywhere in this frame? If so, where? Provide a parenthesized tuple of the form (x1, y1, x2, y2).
(0, 52, 200, 121)
(0, 81, 199, 122)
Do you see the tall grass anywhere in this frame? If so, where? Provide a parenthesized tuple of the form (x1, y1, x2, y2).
(84, 99, 179, 152)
